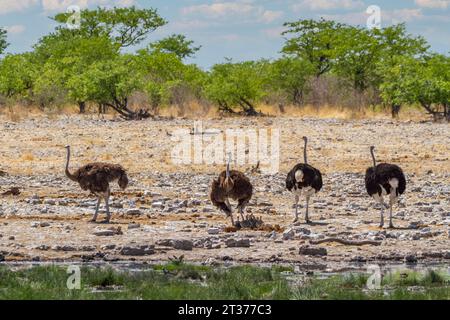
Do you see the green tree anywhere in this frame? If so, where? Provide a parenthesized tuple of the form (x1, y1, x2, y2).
(333, 26, 382, 92)
(379, 54, 450, 121)
(149, 34, 201, 60)
(266, 57, 314, 106)
(205, 60, 267, 115)
(282, 18, 343, 78)
(137, 49, 206, 112)
(413, 55, 450, 121)
(375, 24, 430, 117)
(0, 28, 8, 55)
(33, 35, 119, 112)
(0, 53, 37, 100)
(81, 54, 146, 119)
(52, 6, 167, 48)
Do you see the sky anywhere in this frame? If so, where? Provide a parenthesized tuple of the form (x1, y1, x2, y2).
(0, 0, 449, 68)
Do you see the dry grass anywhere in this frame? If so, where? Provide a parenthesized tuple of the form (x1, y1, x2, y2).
(0, 102, 431, 121)
(21, 153, 35, 161)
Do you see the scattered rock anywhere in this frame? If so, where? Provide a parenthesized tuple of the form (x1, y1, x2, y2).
(128, 223, 141, 230)
(404, 254, 418, 264)
(299, 245, 327, 256)
(207, 227, 220, 235)
(52, 245, 77, 252)
(1, 187, 20, 196)
(170, 239, 193, 251)
(282, 228, 295, 240)
(119, 245, 155, 256)
(93, 227, 122, 237)
(126, 209, 142, 216)
(225, 238, 250, 248)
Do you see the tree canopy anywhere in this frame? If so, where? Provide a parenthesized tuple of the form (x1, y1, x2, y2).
(0, 11, 448, 121)
(0, 28, 7, 55)
(52, 6, 167, 48)
(149, 34, 201, 60)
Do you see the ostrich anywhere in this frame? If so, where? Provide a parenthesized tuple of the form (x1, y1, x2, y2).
(210, 154, 253, 225)
(365, 146, 406, 228)
(286, 136, 323, 223)
(64, 145, 129, 223)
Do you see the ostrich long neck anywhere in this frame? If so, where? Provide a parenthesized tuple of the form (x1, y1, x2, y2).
(226, 160, 230, 178)
(65, 147, 78, 182)
(303, 139, 308, 164)
(370, 148, 377, 167)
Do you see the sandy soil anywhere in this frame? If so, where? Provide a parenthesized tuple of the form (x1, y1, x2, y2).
(0, 115, 449, 271)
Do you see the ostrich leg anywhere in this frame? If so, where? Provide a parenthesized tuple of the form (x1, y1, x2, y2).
(238, 199, 248, 221)
(388, 191, 396, 229)
(104, 188, 111, 223)
(238, 207, 245, 221)
(380, 206, 385, 228)
(228, 212, 235, 226)
(91, 197, 101, 222)
(373, 194, 385, 227)
(293, 195, 299, 223)
(305, 196, 311, 224)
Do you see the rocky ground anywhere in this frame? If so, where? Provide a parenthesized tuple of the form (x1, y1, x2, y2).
(0, 115, 449, 272)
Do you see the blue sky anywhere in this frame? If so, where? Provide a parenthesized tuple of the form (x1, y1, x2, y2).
(1, 0, 449, 68)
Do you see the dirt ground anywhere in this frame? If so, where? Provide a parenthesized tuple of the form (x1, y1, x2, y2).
(0, 115, 449, 272)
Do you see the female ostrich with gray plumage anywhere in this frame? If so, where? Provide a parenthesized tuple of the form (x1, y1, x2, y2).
(64, 145, 129, 223)
(286, 136, 323, 223)
(365, 146, 406, 228)
(210, 154, 253, 226)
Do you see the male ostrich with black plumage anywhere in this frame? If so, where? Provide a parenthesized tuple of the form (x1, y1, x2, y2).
(365, 146, 406, 228)
(64, 145, 129, 223)
(286, 136, 323, 223)
(210, 154, 253, 226)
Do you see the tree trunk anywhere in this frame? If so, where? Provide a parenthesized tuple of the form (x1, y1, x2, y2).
(218, 100, 235, 114)
(78, 101, 86, 114)
(239, 97, 259, 116)
(105, 98, 150, 120)
(293, 88, 303, 106)
(391, 104, 401, 118)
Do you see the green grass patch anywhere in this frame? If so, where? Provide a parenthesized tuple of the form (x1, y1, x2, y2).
(0, 264, 448, 300)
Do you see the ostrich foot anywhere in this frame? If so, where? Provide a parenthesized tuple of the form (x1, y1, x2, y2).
(306, 219, 312, 224)
(89, 219, 97, 223)
(292, 217, 298, 223)
(388, 223, 394, 229)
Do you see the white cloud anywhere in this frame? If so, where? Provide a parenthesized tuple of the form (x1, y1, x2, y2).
(0, 0, 135, 14)
(41, 0, 133, 11)
(5, 25, 26, 34)
(415, 0, 450, 9)
(260, 10, 284, 23)
(0, 0, 38, 15)
(293, 0, 365, 11)
(321, 8, 424, 25)
(181, 2, 283, 24)
(181, 2, 255, 18)
(384, 8, 424, 23)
